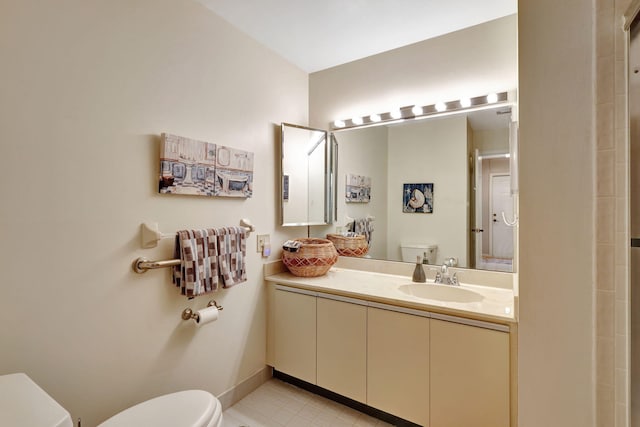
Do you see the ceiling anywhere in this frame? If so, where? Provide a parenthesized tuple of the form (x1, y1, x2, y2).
(198, 0, 517, 73)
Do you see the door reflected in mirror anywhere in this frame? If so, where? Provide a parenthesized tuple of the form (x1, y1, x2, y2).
(474, 151, 515, 272)
(310, 106, 517, 273)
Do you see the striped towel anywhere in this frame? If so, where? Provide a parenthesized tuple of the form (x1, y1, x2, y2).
(173, 229, 219, 298)
(354, 218, 374, 246)
(217, 226, 247, 288)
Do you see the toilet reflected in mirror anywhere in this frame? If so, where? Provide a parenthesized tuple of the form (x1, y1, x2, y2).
(401, 243, 438, 264)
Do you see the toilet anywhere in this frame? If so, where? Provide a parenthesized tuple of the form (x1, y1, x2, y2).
(0, 373, 223, 427)
(401, 242, 438, 264)
(98, 389, 223, 427)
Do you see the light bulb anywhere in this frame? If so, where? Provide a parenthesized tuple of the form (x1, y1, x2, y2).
(390, 109, 402, 119)
(435, 102, 447, 112)
(460, 98, 471, 108)
(352, 116, 363, 125)
(334, 119, 346, 128)
(487, 93, 498, 103)
(370, 113, 381, 122)
(412, 105, 423, 115)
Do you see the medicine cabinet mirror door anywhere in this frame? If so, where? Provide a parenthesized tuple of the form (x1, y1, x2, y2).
(280, 123, 333, 226)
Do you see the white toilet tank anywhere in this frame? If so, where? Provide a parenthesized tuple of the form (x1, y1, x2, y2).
(401, 243, 438, 264)
(0, 373, 73, 427)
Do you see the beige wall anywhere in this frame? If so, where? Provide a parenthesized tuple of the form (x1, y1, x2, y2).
(518, 0, 595, 426)
(332, 126, 389, 259)
(387, 116, 469, 265)
(0, 0, 307, 425)
(598, 0, 632, 425)
(309, 14, 517, 130)
(630, 8, 640, 425)
(474, 128, 510, 154)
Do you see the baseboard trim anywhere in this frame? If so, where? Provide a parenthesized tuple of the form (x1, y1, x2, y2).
(273, 370, 421, 427)
(217, 366, 273, 410)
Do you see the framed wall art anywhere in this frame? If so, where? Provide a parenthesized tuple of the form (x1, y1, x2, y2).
(213, 145, 254, 198)
(403, 183, 434, 213)
(159, 133, 253, 198)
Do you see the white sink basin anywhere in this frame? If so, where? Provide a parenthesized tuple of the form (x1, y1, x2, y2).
(398, 284, 484, 303)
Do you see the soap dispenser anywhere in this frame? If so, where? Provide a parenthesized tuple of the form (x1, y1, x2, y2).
(412, 255, 426, 283)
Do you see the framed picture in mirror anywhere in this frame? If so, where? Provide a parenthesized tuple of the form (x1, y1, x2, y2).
(403, 183, 434, 213)
(345, 173, 371, 203)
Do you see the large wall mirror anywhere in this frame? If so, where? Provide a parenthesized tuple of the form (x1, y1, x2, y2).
(310, 104, 518, 273)
(280, 123, 333, 226)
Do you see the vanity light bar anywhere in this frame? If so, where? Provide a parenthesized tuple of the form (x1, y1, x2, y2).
(332, 91, 509, 130)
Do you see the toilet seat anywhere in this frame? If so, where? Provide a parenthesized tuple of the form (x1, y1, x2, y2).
(98, 390, 222, 427)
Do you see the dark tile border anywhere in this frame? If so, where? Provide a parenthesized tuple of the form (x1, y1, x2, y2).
(273, 370, 422, 427)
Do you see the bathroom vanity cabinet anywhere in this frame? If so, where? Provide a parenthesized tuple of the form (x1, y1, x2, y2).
(268, 284, 512, 427)
(273, 288, 316, 384)
(317, 297, 367, 402)
(430, 318, 509, 427)
(367, 305, 430, 426)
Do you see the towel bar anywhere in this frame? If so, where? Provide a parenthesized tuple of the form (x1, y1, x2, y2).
(133, 257, 180, 274)
(344, 214, 375, 224)
(135, 220, 255, 273)
(141, 219, 255, 248)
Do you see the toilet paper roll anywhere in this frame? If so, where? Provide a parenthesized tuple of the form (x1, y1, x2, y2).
(195, 306, 219, 325)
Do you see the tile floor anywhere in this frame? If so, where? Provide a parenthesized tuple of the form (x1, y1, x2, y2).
(222, 378, 393, 427)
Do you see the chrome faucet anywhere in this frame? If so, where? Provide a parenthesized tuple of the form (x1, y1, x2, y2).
(434, 263, 459, 286)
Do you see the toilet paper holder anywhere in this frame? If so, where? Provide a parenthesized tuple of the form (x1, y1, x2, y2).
(181, 300, 223, 321)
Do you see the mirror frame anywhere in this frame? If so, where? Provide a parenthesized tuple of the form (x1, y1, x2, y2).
(280, 123, 334, 226)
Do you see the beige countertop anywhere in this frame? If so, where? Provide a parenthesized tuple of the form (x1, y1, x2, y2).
(265, 266, 517, 325)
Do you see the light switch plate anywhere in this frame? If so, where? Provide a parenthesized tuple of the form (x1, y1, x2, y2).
(257, 234, 270, 252)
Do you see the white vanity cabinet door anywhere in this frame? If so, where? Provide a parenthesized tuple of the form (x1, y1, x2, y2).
(316, 297, 367, 403)
(430, 318, 510, 427)
(273, 289, 317, 385)
(367, 306, 430, 427)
